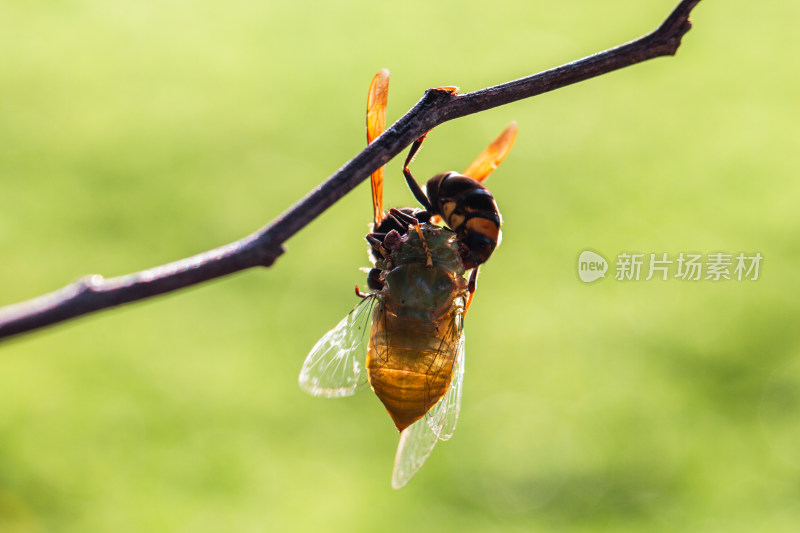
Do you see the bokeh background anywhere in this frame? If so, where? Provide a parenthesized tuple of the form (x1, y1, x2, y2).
(1, 0, 799, 531)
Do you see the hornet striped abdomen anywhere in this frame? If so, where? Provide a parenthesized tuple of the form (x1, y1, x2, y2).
(426, 172, 502, 270)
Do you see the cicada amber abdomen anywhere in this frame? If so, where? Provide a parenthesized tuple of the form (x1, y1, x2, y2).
(367, 226, 467, 431)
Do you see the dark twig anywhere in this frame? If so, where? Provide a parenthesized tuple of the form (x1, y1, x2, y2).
(0, 0, 702, 342)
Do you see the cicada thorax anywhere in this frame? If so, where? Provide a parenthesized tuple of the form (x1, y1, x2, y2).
(366, 225, 468, 431)
(366, 207, 431, 291)
(426, 172, 502, 270)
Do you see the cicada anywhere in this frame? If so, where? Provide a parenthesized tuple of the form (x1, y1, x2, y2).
(299, 69, 517, 488)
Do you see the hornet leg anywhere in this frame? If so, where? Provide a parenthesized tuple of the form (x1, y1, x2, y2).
(389, 208, 433, 268)
(411, 223, 433, 268)
(465, 266, 480, 314)
(402, 134, 434, 212)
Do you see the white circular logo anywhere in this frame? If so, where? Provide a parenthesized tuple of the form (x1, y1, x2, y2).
(578, 250, 608, 283)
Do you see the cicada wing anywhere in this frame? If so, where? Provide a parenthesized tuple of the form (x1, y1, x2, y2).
(391, 415, 439, 490)
(427, 331, 465, 441)
(462, 121, 518, 183)
(367, 69, 390, 227)
(391, 312, 465, 489)
(298, 295, 378, 398)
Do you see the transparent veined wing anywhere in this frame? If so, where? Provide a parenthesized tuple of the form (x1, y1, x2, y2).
(427, 332, 465, 441)
(392, 414, 439, 489)
(299, 295, 378, 398)
(391, 324, 465, 489)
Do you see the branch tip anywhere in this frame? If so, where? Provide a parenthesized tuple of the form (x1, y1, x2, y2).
(657, 0, 701, 39)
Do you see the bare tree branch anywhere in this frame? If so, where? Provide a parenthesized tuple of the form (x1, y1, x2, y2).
(0, 0, 702, 342)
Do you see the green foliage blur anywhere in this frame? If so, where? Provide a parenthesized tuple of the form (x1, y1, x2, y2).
(1, 1, 799, 531)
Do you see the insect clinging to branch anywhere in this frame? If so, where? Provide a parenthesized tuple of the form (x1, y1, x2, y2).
(299, 69, 517, 488)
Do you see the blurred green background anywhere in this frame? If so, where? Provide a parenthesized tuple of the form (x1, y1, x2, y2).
(1, 0, 799, 531)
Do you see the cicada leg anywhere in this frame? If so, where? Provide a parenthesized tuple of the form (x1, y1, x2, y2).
(355, 285, 370, 299)
(366, 233, 389, 258)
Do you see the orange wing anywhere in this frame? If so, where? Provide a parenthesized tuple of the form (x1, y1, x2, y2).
(367, 69, 390, 227)
(462, 121, 518, 183)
